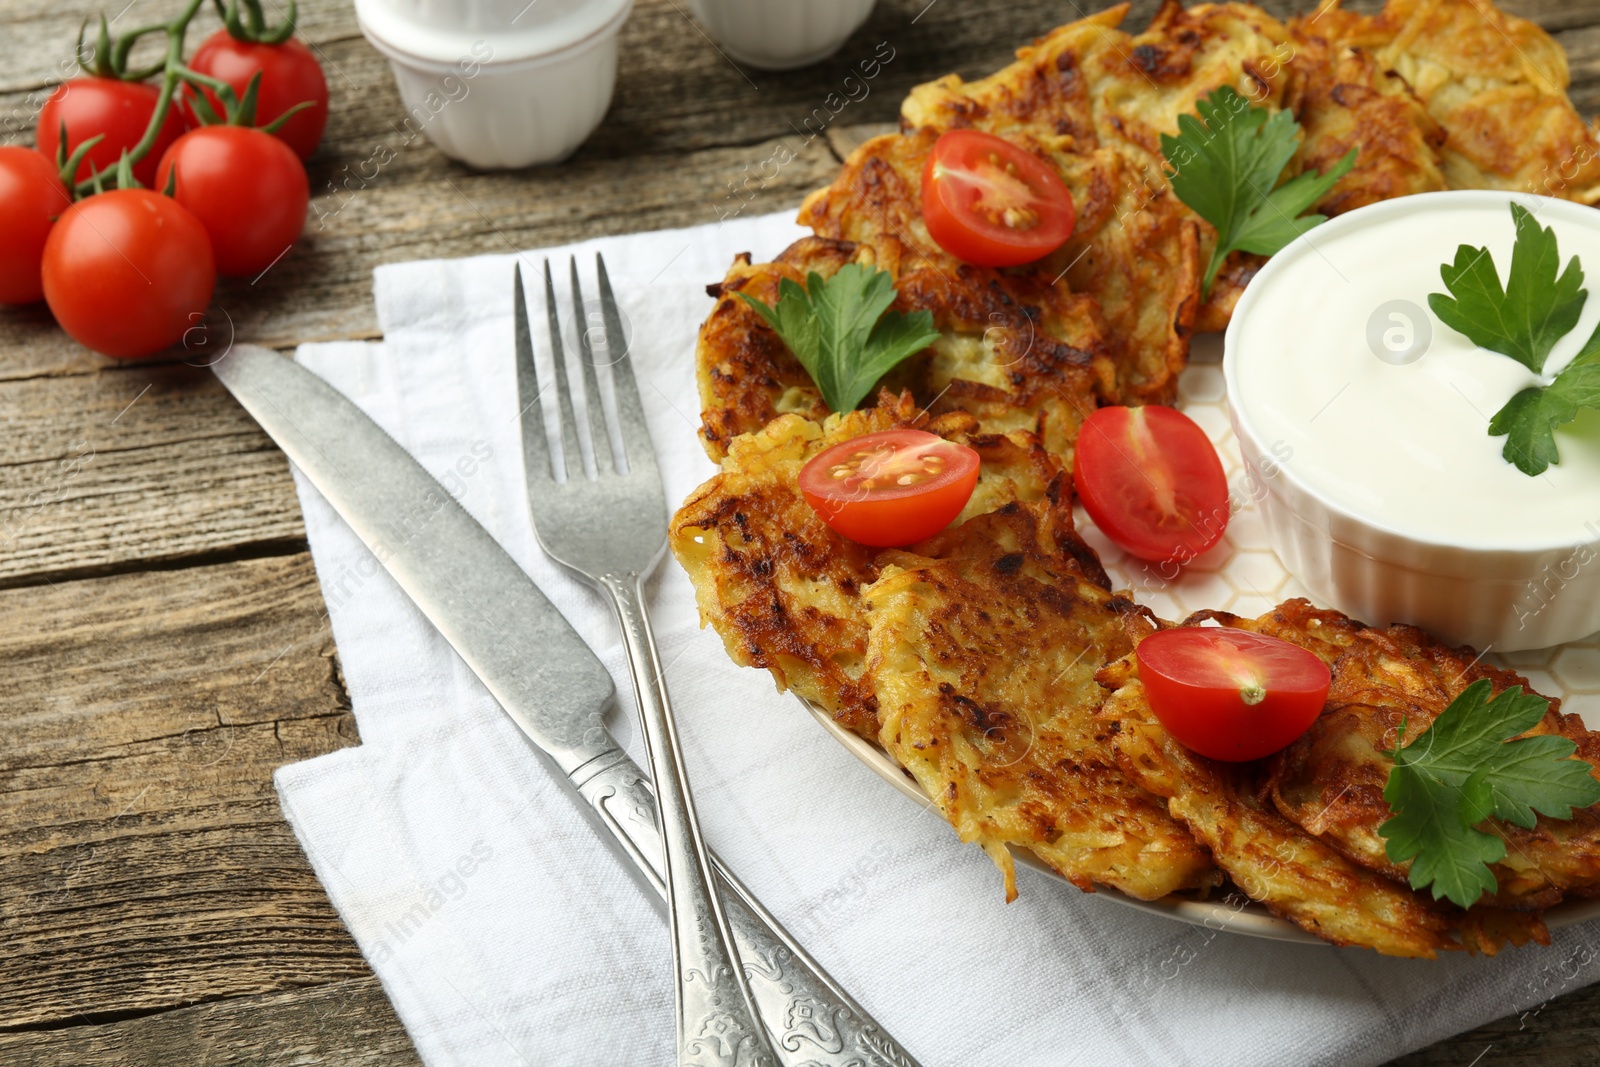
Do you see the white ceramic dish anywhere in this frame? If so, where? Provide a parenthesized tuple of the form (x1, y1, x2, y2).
(1225, 190, 1600, 652)
(356, 0, 632, 168)
(683, 0, 875, 70)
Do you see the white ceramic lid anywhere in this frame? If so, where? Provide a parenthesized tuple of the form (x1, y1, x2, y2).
(355, 0, 631, 66)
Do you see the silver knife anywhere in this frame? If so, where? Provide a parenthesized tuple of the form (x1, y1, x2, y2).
(213, 344, 920, 1067)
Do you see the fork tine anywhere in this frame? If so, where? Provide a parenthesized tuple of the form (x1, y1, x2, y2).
(595, 253, 659, 479)
(513, 263, 555, 485)
(569, 257, 612, 476)
(543, 259, 583, 481)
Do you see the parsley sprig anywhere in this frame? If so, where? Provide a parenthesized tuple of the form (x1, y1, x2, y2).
(1429, 203, 1600, 476)
(1161, 86, 1357, 299)
(738, 264, 940, 414)
(1379, 679, 1600, 909)
(1488, 335, 1600, 476)
(1429, 203, 1586, 374)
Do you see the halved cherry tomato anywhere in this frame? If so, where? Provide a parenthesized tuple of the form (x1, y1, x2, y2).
(0, 147, 72, 305)
(1137, 628, 1332, 761)
(37, 78, 188, 187)
(921, 129, 1076, 267)
(799, 429, 980, 547)
(184, 31, 329, 160)
(1073, 405, 1228, 564)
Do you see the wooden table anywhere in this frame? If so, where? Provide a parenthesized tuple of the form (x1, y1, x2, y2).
(3, 0, 1599, 1063)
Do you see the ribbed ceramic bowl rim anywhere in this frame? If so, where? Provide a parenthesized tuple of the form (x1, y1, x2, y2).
(358, 0, 632, 73)
(1223, 188, 1600, 557)
(801, 696, 1600, 943)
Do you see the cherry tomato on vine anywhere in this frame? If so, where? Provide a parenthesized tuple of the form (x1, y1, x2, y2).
(798, 429, 981, 547)
(157, 125, 308, 277)
(0, 147, 72, 305)
(42, 189, 215, 359)
(37, 78, 187, 187)
(184, 31, 329, 160)
(1073, 405, 1229, 564)
(1136, 628, 1332, 762)
(921, 129, 1076, 268)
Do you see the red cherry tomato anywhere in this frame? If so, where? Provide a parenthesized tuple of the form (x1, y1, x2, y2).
(1073, 405, 1229, 564)
(798, 429, 981, 547)
(42, 189, 216, 359)
(921, 129, 1076, 267)
(1136, 628, 1332, 762)
(184, 31, 329, 160)
(0, 147, 72, 305)
(157, 126, 308, 277)
(37, 78, 187, 187)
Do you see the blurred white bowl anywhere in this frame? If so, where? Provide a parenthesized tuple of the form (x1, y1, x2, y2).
(356, 0, 632, 168)
(684, 0, 875, 70)
(1225, 190, 1600, 652)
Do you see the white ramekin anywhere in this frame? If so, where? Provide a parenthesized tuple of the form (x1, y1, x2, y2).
(683, 0, 876, 70)
(1224, 191, 1600, 653)
(355, 0, 632, 169)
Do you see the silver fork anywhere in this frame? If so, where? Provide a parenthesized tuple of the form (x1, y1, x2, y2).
(517, 256, 778, 1067)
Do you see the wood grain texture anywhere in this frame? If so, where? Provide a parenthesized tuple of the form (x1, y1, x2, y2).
(0, 554, 366, 1031)
(0, 364, 305, 587)
(0, 978, 420, 1067)
(2, 0, 1600, 1064)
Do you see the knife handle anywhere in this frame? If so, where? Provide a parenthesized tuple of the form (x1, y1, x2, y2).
(572, 755, 922, 1067)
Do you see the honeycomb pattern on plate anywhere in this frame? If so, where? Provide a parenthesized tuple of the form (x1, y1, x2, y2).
(1078, 336, 1600, 729)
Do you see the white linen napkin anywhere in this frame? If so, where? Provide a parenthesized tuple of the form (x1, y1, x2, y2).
(273, 210, 1600, 1067)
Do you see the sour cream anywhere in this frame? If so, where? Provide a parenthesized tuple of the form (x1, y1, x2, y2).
(1225, 191, 1600, 651)
(1229, 192, 1600, 551)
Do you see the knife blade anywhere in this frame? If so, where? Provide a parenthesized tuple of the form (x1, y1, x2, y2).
(214, 344, 920, 1067)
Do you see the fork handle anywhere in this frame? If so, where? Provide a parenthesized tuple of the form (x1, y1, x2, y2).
(600, 571, 778, 1067)
(572, 753, 923, 1067)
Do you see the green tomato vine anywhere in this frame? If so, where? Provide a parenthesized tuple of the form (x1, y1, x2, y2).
(57, 0, 306, 198)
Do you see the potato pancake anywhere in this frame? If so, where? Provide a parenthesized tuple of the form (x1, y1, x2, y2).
(1246, 603, 1600, 911)
(1283, 15, 1448, 218)
(671, 394, 1076, 739)
(865, 504, 1219, 902)
(697, 219, 1103, 463)
(1301, 0, 1600, 204)
(899, 2, 1292, 340)
(1098, 659, 1548, 956)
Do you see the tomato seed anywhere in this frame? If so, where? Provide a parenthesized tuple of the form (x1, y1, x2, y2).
(1001, 205, 1040, 230)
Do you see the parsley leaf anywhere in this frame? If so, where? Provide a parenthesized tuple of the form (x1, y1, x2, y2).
(737, 264, 941, 414)
(1428, 203, 1587, 374)
(1160, 86, 1356, 299)
(1378, 679, 1600, 909)
(1381, 757, 1506, 909)
(1488, 322, 1600, 475)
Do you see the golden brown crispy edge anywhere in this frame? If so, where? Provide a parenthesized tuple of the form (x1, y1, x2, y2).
(866, 503, 1220, 902)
